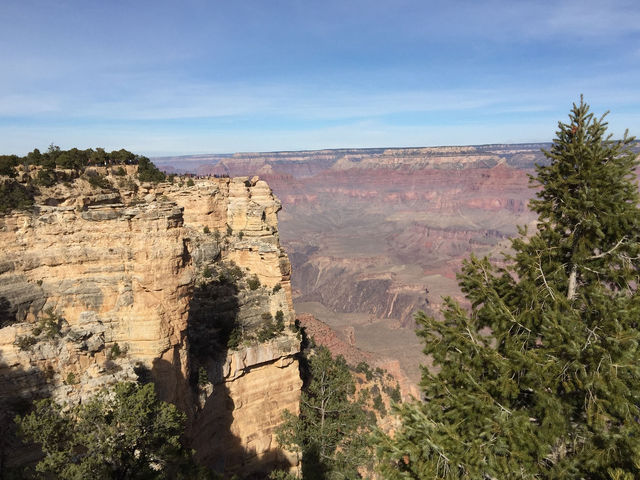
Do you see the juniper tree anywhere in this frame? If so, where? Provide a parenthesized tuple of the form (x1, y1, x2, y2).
(377, 98, 640, 480)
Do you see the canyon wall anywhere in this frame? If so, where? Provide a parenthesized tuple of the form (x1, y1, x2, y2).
(0, 169, 301, 476)
(154, 145, 547, 384)
(156, 144, 546, 325)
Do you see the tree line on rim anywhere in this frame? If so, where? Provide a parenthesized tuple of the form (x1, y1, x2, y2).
(0, 144, 165, 182)
(0, 145, 166, 213)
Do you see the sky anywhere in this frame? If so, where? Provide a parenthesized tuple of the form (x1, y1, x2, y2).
(1, 0, 640, 157)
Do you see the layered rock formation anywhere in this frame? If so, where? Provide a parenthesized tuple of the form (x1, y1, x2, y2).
(154, 144, 549, 385)
(0, 168, 301, 476)
(155, 144, 546, 325)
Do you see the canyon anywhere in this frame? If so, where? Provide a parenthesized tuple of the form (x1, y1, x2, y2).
(0, 166, 300, 476)
(3, 141, 635, 475)
(155, 144, 551, 384)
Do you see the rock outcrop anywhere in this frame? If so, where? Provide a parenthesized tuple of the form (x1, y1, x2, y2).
(0, 168, 301, 476)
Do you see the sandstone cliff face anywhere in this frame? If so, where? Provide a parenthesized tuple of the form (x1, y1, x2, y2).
(0, 169, 301, 476)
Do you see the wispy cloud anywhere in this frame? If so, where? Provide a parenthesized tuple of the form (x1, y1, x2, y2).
(3, 73, 637, 122)
(542, 0, 640, 37)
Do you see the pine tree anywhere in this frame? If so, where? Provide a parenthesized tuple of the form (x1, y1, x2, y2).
(276, 346, 372, 480)
(376, 98, 640, 479)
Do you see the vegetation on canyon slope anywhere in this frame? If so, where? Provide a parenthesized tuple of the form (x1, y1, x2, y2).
(14, 382, 207, 479)
(275, 346, 374, 480)
(377, 100, 640, 479)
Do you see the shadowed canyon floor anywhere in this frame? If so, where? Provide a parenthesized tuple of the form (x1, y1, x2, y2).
(155, 144, 556, 385)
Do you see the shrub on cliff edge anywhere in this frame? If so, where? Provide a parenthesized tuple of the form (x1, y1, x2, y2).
(0, 180, 34, 214)
(247, 275, 260, 290)
(137, 156, 166, 183)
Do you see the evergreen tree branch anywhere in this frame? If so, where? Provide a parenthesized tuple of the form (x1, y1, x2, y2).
(589, 236, 627, 259)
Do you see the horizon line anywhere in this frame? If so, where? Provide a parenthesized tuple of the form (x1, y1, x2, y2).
(149, 141, 557, 160)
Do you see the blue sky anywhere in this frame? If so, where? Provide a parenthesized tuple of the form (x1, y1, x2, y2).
(2, 0, 640, 156)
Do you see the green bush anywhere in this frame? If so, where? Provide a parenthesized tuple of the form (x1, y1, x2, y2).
(4, 146, 144, 176)
(14, 382, 204, 478)
(137, 157, 166, 183)
(113, 166, 126, 176)
(359, 387, 370, 401)
(118, 177, 138, 192)
(107, 148, 136, 165)
(110, 343, 122, 359)
(247, 275, 260, 290)
(86, 172, 112, 189)
(0, 180, 34, 213)
(275, 310, 285, 332)
(372, 393, 386, 415)
(15, 335, 37, 351)
(275, 346, 372, 478)
(257, 312, 285, 342)
(355, 361, 373, 381)
(203, 226, 210, 234)
(229, 263, 244, 279)
(289, 319, 302, 336)
(35, 168, 57, 187)
(0, 155, 19, 177)
(227, 327, 242, 350)
(11, 310, 64, 350)
(257, 313, 274, 342)
(203, 266, 212, 278)
(272, 283, 282, 294)
(197, 366, 209, 386)
(257, 325, 274, 343)
(186, 178, 195, 187)
(34, 308, 62, 339)
(56, 150, 85, 169)
(65, 372, 78, 385)
(217, 262, 244, 284)
(389, 384, 401, 403)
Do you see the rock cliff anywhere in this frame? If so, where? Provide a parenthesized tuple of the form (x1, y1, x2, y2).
(0, 167, 301, 476)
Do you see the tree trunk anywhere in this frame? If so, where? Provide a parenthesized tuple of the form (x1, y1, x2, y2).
(567, 264, 577, 300)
